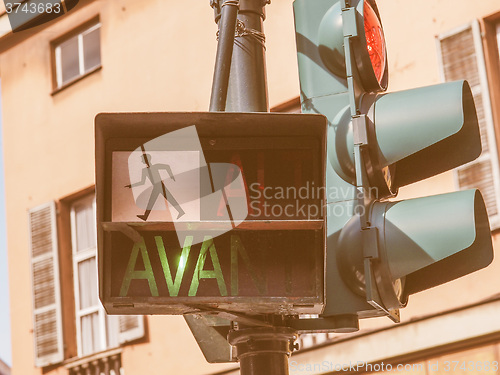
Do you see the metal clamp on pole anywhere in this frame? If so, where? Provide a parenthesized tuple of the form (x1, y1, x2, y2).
(212, 0, 270, 21)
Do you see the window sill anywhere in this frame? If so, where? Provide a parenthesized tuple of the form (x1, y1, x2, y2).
(51, 65, 102, 96)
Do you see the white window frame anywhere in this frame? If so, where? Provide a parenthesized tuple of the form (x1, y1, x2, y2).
(70, 194, 144, 357)
(496, 23, 500, 57)
(437, 21, 500, 230)
(71, 195, 115, 357)
(470, 20, 500, 230)
(54, 22, 101, 88)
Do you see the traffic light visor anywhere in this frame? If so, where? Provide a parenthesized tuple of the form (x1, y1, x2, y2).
(366, 80, 481, 190)
(379, 189, 493, 296)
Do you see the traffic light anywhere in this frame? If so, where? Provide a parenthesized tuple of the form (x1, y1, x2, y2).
(293, 0, 493, 331)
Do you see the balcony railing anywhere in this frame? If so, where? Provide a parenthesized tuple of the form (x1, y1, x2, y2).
(298, 333, 336, 350)
(65, 348, 122, 375)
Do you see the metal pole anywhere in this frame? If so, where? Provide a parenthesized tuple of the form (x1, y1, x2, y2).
(209, 2, 298, 375)
(209, 0, 240, 112)
(227, 0, 269, 111)
(228, 327, 297, 375)
(211, 0, 269, 112)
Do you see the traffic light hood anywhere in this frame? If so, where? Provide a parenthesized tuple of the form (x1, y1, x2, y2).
(379, 189, 493, 296)
(331, 80, 481, 195)
(365, 80, 481, 190)
(337, 189, 493, 311)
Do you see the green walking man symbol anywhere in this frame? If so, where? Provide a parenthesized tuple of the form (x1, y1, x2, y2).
(126, 153, 185, 221)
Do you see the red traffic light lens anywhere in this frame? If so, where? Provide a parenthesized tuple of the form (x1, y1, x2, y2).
(364, 1, 386, 84)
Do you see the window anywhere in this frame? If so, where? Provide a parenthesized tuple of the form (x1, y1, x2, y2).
(437, 21, 500, 230)
(71, 196, 119, 357)
(54, 22, 101, 89)
(497, 23, 500, 58)
(28, 194, 145, 367)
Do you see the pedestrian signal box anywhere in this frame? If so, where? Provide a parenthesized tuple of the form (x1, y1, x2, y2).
(95, 112, 327, 316)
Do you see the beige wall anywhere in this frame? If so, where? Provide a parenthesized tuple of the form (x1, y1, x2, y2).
(378, 0, 500, 91)
(2, 0, 500, 374)
(1, 0, 298, 374)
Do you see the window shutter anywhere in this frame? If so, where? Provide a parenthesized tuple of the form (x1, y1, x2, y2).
(28, 202, 64, 367)
(438, 21, 500, 229)
(118, 316, 145, 344)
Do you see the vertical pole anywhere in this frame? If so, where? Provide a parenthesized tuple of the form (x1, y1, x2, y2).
(228, 327, 297, 375)
(227, 0, 269, 112)
(210, 0, 240, 112)
(211, 0, 269, 112)
(208, 2, 297, 375)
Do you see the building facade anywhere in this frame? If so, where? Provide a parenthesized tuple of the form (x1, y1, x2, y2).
(1, 0, 500, 375)
(0, 358, 11, 375)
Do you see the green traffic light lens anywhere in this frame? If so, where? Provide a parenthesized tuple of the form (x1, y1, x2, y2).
(364, 0, 386, 84)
